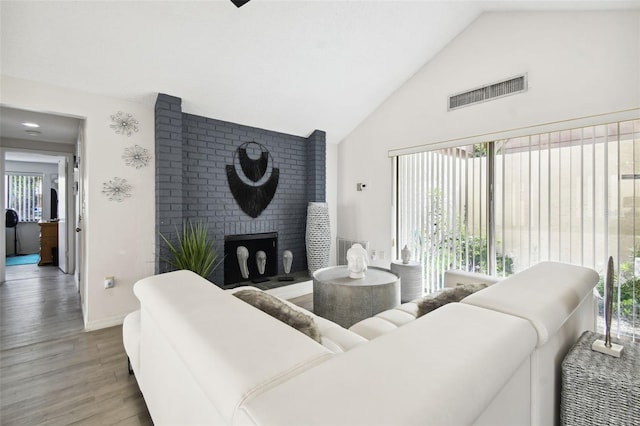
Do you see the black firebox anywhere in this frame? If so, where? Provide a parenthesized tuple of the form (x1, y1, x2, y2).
(224, 232, 278, 286)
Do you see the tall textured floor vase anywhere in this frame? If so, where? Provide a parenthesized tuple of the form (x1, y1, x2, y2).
(305, 202, 330, 276)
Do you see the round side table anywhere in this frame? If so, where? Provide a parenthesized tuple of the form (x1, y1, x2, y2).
(313, 266, 400, 328)
(390, 260, 423, 302)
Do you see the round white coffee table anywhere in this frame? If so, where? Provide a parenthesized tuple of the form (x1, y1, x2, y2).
(313, 266, 400, 328)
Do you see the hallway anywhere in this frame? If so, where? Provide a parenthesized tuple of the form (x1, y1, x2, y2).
(0, 264, 152, 425)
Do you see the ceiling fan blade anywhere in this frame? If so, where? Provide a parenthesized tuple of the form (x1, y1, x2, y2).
(231, 0, 250, 7)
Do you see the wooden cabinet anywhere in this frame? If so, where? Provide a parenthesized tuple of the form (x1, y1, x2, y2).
(38, 222, 58, 266)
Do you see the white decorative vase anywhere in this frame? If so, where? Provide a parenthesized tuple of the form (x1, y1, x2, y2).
(305, 202, 330, 275)
(401, 245, 411, 264)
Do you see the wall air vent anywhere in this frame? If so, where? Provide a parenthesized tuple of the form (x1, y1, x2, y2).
(336, 237, 369, 266)
(448, 74, 527, 110)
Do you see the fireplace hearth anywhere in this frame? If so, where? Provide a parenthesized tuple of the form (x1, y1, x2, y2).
(224, 232, 278, 285)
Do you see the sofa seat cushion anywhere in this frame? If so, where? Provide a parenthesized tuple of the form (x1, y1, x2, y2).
(313, 316, 369, 352)
(376, 307, 417, 325)
(348, 302, 418, 340)
(462, 261, 599, 346)
(349, 282, 486, 341)
(348, 271, 499, 342)
(395, 301, 419, 317)
(348, 316, 399, 340)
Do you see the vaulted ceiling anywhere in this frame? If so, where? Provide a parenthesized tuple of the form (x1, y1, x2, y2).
(1, 1, 637, 145)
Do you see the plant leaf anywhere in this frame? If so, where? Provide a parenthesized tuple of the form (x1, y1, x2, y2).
(159, 221, 220, 279)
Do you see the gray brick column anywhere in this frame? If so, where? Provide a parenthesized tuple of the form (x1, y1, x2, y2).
(306, 130, 326, 203)
(155, 93, 183, 274)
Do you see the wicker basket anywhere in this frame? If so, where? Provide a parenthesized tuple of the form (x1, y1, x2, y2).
(561, 331, 639, 425)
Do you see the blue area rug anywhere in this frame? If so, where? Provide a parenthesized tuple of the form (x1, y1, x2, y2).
(6, 254, 39, 266)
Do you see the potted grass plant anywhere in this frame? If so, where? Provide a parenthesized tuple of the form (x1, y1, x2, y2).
(160, 221, 222, 279)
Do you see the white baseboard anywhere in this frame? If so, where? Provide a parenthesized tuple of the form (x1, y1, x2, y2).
(266, 280, 312, 300)
(84, 314, 126, 331)
(83, 284, 311, 331)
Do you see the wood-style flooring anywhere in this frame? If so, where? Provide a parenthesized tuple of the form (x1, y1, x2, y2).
(287, 292, 313, 312)
(0, 264, 152, 425)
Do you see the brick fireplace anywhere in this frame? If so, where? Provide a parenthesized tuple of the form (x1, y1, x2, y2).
(155, 93, 326, 286)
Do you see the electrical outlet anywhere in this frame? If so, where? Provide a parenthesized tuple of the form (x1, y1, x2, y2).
(104, 276, 115, 289)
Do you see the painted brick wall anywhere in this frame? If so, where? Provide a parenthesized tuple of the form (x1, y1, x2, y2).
(155, 93, 326, 286)
(155, 94, 184, 274)
(306, 129, 326, 204)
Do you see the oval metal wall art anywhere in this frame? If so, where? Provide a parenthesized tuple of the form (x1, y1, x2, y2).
(226, 142, 279, 218)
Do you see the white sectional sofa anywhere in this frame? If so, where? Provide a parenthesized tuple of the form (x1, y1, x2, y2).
(123, 261, 598, 425)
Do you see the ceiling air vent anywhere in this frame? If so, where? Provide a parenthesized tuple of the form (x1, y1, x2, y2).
(448, 74, 527, 110)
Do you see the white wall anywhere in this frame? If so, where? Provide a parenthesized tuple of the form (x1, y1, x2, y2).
(326, 142, 338, 266)
(338, 11, 640, 268)
(0, 75, 156, 330)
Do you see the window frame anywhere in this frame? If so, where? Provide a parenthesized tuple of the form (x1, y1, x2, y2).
(5, 172, 44, 223)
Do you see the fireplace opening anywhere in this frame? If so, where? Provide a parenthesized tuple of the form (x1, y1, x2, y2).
(224, 232, 278, 286)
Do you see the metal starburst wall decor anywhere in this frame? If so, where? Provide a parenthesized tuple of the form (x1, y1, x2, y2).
(110, 111, 139, 136)
(122, 144, 151, 169)
(102, 177, 132, 202)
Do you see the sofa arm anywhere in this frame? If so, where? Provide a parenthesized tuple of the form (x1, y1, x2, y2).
(462, 261, 598, 346)
(444, 269, 502, 288)
(122, 310, 141, 375)
(134, 270, 333, 424)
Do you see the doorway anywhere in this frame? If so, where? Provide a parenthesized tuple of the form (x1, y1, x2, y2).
(4, 152, 73, 269)
(0, 107, 83, 288)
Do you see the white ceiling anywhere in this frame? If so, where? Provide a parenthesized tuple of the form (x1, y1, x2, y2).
(1, 0, 638, 146)
(0, 107, 82, 144)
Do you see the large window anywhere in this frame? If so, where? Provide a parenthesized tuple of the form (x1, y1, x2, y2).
(396, 119, 639, 341)
(5, 173, 43, 222)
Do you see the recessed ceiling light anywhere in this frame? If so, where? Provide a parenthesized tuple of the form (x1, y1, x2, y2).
(21, 122, 40, 128)
(25, 130, 41, 136)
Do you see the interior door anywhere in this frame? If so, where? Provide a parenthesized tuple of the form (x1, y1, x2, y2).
(75, 127, 85, 298)
(57, 158, 67, 273)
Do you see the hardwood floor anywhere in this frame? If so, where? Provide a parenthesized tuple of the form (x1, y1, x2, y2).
(288, 292, 313, 312)
(0, 264, 152, 425)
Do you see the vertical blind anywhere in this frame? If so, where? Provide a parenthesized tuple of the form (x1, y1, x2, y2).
(5, 174, 43, 222)
(396, 119, 639, 341)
